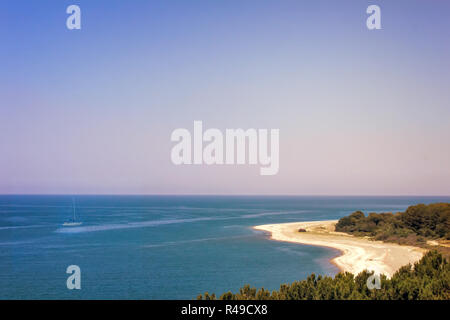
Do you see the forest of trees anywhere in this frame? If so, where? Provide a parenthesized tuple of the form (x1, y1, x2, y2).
(197, 203, 450, 300)
(197, 251, 449, 300)
(335, 203, 450, 244)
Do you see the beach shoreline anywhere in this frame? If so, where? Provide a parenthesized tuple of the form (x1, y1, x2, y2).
(253, 220, 427, 278)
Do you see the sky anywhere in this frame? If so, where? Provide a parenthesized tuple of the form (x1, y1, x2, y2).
(1, 0, 449, 195)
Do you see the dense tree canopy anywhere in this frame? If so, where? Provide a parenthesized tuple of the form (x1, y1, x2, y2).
(335, 203, 450, 243)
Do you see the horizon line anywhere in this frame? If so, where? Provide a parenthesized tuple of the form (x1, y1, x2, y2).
(0, 193, 449, 197)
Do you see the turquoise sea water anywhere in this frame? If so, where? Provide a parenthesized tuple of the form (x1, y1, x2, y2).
(1, 195, 449, 299)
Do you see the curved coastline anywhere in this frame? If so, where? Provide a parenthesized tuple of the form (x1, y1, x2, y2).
(253, 220, 427, 278)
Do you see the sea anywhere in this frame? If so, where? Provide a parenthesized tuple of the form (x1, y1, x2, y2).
(0, 195, 449, 299)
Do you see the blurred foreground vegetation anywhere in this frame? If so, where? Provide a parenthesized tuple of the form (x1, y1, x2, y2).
(197, 250, 449, 300)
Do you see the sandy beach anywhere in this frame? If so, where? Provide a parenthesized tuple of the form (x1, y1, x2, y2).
(254, 220, 427, 278)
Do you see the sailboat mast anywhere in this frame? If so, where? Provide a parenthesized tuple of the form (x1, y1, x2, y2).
(72, 198, 76, 221)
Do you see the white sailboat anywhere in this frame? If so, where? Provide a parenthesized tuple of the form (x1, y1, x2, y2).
(63, 199, 83, 227)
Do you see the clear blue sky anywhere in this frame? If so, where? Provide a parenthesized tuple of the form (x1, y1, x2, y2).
(1, 0, 449, 195)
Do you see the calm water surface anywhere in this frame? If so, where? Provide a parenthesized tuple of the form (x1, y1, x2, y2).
(1, 195, 449, 299)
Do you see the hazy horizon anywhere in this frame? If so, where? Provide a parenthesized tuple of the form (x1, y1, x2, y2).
(1, 193, 449, 197)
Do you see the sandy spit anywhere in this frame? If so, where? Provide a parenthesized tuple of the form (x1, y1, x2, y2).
(253, 220, 426, 278)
